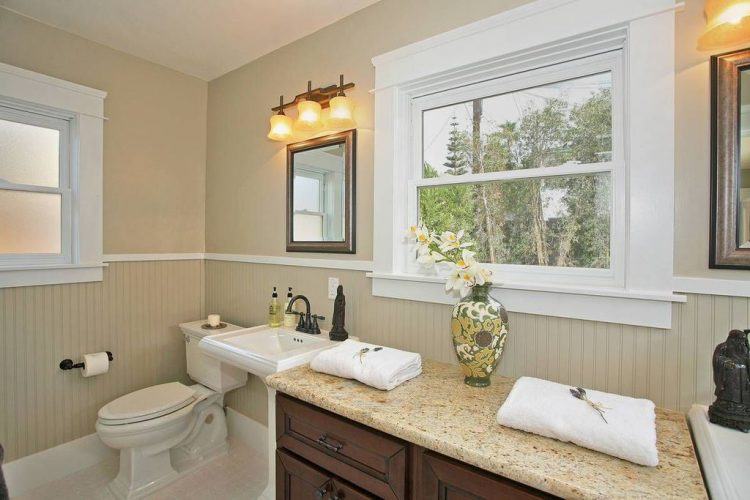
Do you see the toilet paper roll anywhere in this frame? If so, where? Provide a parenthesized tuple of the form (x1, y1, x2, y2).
(82, 352, 110, 377)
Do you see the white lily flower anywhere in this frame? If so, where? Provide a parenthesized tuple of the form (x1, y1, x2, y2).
(455, 249, 477, 269)
(417, 251, 445, 267)
(439, 230, 462, 252)
(445, 265, 464, 293)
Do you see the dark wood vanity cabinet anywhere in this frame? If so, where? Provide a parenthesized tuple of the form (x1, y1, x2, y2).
(276, 394, 554, 500)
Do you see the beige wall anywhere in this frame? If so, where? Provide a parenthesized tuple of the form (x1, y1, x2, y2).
(0, 10, 209, 463)
(206, 0, 531, 259)
(0, 8, 207, 254)
(204, 0, 750, 428)
(209, 260, 748, 425)
(674, 0, 750, 280)
(0, 260, 203, 462)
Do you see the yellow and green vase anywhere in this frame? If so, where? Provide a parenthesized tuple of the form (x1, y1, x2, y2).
(450, 284, 509, 387)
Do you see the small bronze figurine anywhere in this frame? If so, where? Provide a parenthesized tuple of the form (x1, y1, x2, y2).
(329, 285, 348, 341)
(708, 329, 750, 432)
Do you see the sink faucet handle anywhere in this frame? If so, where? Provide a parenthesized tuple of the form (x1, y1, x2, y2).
(311, 315, 322, 335)
(296, 313, 307, 332)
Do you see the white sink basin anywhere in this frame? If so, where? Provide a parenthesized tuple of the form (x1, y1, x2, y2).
(198, 325, 337, 378)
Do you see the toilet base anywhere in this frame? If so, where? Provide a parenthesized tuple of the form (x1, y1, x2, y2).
(107, 447, 179, 500)
(106, 441, 229, 500)
(105, 400, 229, 499)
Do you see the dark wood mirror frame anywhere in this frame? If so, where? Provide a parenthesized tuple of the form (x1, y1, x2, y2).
(286, 129, 356, 253)
(710, 48, 750, 269)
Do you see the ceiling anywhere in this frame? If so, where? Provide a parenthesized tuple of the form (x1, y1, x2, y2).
(0, 0, 381, 81)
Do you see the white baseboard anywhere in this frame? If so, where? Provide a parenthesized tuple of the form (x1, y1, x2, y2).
(3, 433, 116, 498)
(225, 407, 268, 459)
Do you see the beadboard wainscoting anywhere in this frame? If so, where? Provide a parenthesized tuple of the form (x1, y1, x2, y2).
(206, 260, 750, 426)
(0, 260, 204, 462)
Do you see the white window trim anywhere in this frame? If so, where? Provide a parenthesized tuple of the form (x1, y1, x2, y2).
(370, 0, 685, 328)
(0, 62, 106, 288)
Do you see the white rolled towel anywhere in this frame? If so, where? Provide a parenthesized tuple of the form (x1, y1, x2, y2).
(310, 339, 422, 391)
(496, 377, 658, 466)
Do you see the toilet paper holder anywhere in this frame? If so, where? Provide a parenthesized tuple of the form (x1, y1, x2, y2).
(59, 351, 114, 371)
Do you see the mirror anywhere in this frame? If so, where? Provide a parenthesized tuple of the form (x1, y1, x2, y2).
(286, 130, 355, 253)
(740, 69, 750, 249)
(710, 48, 750, 268)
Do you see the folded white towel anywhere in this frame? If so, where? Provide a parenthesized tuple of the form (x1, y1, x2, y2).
(310, 339, 422, 391)
(496, 377, 658, 467)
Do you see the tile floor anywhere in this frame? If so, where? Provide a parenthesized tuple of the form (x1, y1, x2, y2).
(13, 439, 266, 500)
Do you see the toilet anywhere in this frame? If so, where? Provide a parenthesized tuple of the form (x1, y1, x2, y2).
(96, 320, 248, 499)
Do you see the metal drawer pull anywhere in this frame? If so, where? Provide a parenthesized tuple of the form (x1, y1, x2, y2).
(317, 434, 343, 452)
(314, 485, 328, 500)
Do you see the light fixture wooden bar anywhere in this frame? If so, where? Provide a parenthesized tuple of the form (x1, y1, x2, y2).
(271, 75, 355, 113)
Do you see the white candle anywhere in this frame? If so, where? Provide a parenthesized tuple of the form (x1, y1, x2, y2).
(208, 314, 220, 327)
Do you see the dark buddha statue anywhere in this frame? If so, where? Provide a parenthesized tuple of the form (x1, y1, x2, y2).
(708, 329, 750, 432)
(329, 284, 348, 341)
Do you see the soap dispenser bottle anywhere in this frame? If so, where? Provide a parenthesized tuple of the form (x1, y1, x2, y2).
(268, 287, 282, 327)
(283, 287, 297, 328)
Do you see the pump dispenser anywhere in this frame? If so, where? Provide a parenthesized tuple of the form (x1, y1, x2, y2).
(268, 287, 282, 327)
(283, 287, 298, 328)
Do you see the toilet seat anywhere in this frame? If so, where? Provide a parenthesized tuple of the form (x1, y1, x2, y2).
(98, 382, 199, 425)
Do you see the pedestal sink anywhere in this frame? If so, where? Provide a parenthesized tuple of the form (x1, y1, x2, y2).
(199, 325, 338, 499)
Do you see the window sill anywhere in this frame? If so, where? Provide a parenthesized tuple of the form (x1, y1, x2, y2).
(367, 272, 685, 329)
(0, 262, 106, 288)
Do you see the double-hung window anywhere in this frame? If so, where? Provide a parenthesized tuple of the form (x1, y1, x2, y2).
(0, 105, 72, 265)
(408, 53, 623, 287)
(370, 0, 684, 328)
(0, 62, 105, 288)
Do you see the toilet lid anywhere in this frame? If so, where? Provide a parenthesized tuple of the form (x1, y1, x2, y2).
(98, 382, 196, 423)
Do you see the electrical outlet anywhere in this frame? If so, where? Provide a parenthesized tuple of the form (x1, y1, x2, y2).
(328, 277, 340, 299)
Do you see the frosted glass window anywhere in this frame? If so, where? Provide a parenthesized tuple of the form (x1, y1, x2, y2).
(0, 190, 61, 254)
(293, 213, 324, 241)
(0, 118, 60, 187)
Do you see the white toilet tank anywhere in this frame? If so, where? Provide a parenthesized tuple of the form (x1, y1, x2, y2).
(179, 320, 247, 393)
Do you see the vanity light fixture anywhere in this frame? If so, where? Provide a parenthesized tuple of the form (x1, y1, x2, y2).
(326, 75, 356, 130)
(295, 81, 323, 132)
(267, 95, 293, 141)
(699, 0, 750, 49)
(266, 75, 356, 141)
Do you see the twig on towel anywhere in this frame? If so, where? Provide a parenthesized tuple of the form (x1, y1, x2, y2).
(353, 346, 383, 365)
(570, 387, 609, 423)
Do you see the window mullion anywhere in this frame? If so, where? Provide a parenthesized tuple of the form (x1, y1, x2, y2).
(413, 161, 616, 188)
(0, 180, 63, 195)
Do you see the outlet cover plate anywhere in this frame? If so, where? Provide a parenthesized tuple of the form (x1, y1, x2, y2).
(328, 277, 340, 299)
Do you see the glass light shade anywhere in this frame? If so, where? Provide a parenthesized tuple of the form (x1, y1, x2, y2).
(294, 100, 323, 132)
(698, 0, 750, 49)
(326, 95, 356, 130)
(267, 113, 293, 141)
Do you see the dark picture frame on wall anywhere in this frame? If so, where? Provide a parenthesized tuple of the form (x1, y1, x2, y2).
(286, 129, 356, 253)
(710, 47, 750, 269)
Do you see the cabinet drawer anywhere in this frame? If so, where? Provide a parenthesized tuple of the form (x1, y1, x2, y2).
(276, 449, 376, 500)
(417, 449, 556, 500)
(277, 394, 407, 499)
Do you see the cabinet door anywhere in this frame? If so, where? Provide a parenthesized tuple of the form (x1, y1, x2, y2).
(277, 449, 332, 500)
(419, 451, 554, 500)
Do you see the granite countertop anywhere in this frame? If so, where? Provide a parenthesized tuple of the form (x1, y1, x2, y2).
(266, 360, 707, 499)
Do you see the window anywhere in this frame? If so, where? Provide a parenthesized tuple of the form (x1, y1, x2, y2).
(293, 170, 325, 240)
(408, 54, 624, 287)
(370, 0, 683, 328)
(0, 106, 71, 264)
(0, 62, 105, 288)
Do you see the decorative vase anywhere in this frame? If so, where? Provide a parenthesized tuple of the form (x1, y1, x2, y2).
(450, 284, 509, 387)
